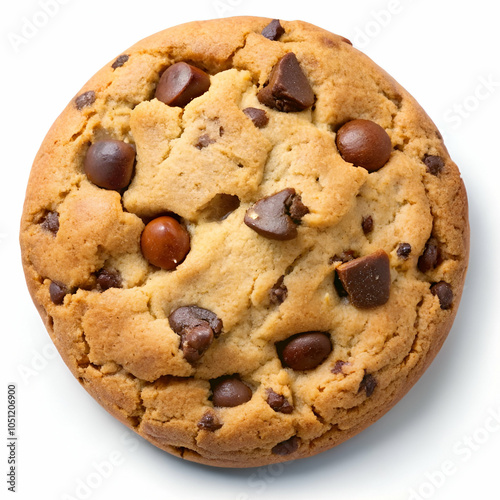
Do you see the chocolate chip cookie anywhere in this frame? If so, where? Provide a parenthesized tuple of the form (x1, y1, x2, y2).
(20, 17, 469, 468)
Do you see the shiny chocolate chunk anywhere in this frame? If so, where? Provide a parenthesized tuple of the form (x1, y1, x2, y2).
(197, 411, 222, 431)
(244, 188, 309, 240)
(424, 155, 444, 176)
(362, 215, 374, 235)
(336, 250, 391, 308)
(84, 140, 135, 190)
(96, 268, 122, 291)
(243, 107, 269, 128)
(418, 239, 440, 273)
(360, 373, 377, 397)
(112, 54, 129, 69)
(397, 243, 412, 260)
(261, 19, 285, 41)
(212, 378, 252, 408)
(75, 90, 96, 110)
(272, 436, 299, 456)
(257, 53, 315, 112)
(280, 332, 332, 371)
(431, 282, 453, 310)
(155, 62, 210, 108)
(336, 119, 392, 172)
(141, 216, 190, 270)
(266, 389, 294, 414)
(49, 281, 67, 305)
(40, 211, 59, 235)
(169, 305, 222, 363)
(269, 275, 288, 305)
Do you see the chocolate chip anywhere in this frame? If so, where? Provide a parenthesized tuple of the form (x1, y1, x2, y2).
(269, 275, 288, 305)
(112, 54, 129, 69)
(266, 389, 294, 414)
(243, 107, 269, 128)
(40, 211, 59, 235)
(96, 268, 122, 291)
(424, 155, 444, 176)
(212, 378, 252, 408)
(360, 373, 377, 397)
(261, 19, 285, 41)
(331, 360, 349, 374)
(75, 91, 96, 110)
(418, 239, 440, 273)
(197, 411, 222, 431)
(336, 250, 391, 308)
(244, 188, 308, 240)
(272, 436, 299, 456)
(431, 282, 453, 310)
(336, 119, 392, 172)
(155, 62, 210, 108)
(195, 134, 215, 149)
(340, 36, 353, 45)
(169, 306, 223, 363)
(49, 281, 67, 305)
(362, 215, 374, 235)
(257, 53, 315, 112)
(141, 216, 190, 270)
(279, 332, 332, 371)
(84, 140, 135, 190)
(397, 243, 412, 259)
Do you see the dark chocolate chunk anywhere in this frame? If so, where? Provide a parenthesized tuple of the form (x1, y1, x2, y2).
(141, 216, 190, 270)
(40, 211, 59, 235)
(195, 134, 216, 149)
(418, 239, 440, 273)
(261, 19, 285, 41)
(75, 91, 96, 110)
(424, 155, 444, 176)
(169, 306, 222, 363)
(84, 140, 135, 190)
(330, 250, 357, 265)
(431, 282, 453, 310)
(266, 389, 294, 414)
(279, 332, 332, 371)
(397, 243, 412, 260)
(331, 360, 349, 374)
(336, 250, 391, 308)
(272, 436, 299, 456)
(362, 215, 374, 235)
(360, 373, 377, 397)
(112, 54, 129, 69)
(269, 275, 288, 305)
(155, 62, 210, 108)
(212, 378, 252, 408)
(244, 188, 308, 240)
(336, 119, 392, 172)
(243, 107, 269, 128)
(49, 281, 67, 305)
(257, 53, 315, 112)
(197, 411, 223, 431)
(96, 268, 122, 291)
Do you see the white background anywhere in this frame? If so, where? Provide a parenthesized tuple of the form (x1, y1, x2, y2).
(2, 1, 499, 499)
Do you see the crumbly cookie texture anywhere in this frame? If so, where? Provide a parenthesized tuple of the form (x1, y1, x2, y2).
(20, 17, 469, 468)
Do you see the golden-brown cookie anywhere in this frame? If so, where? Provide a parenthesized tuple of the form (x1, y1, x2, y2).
(20, 17, 469, 468)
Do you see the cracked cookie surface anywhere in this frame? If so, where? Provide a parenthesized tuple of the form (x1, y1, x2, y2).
(20, 17, 469, 468)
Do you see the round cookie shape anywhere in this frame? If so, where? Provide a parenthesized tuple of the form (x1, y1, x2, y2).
(20, 17, 469, 468)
